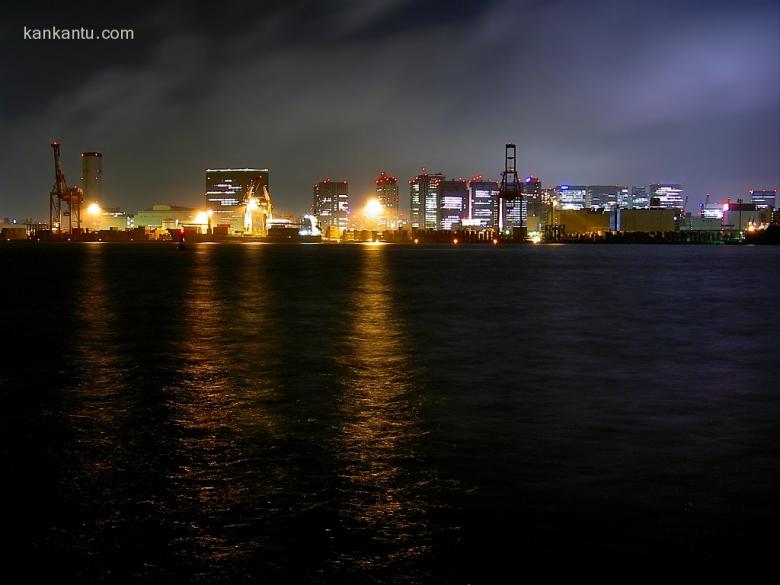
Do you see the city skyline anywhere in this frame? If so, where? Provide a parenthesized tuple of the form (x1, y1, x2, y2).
(1, 0, 778, 219)
(5, 146, 778, 222)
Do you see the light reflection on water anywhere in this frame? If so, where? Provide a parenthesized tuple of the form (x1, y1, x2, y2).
(1, 243, 779, 582)
(336, 246, 431, 571)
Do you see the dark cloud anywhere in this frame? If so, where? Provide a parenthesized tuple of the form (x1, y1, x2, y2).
(1, 0, 777, 219)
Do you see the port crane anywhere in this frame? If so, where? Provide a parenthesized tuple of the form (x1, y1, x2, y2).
(497, 143, 523, 235)
(242, 176, 272, 236)
(49, 140, 84, 234)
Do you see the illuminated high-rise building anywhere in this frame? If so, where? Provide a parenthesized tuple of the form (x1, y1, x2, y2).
(616, 186, 631, 208)
(524, 177, 543, 230)
(468, 178, 499, 228)
(631, 186, 649, 209)
(438, 179, 468, 230)
(80, 152, 103, 202)
(409, 169, 445, 229)
(750, 188, 776, 209)
(556, 185, 587, 210)
(313, 178, 349, 232)
(586, 185, 626, 210)
(206, 168, 269, 221)
(375, 170, 399, 229)
(649, 183, 685, 209)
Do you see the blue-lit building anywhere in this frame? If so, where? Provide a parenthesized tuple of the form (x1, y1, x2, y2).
(556, 185, 587, 210)
(631, 186, 649, 209)
(750, 188, 777, 209)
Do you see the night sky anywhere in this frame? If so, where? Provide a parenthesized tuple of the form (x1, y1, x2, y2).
(1, 0, 778, 219)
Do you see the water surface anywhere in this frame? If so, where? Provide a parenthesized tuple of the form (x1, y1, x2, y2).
(1, 243, 778, 581)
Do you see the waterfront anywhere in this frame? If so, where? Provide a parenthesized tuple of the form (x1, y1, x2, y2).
(1, 243, 779, 582)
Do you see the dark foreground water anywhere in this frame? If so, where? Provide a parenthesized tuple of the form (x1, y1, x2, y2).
(1, 242, 779, 581)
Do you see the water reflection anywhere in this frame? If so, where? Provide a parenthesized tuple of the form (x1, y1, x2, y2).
(336, 246, 430, 571)
(57, 243, 147, 578)
(67, 243, 124, 474)
(170, 244, 281, 574)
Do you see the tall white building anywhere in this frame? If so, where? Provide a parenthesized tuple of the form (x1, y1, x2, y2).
(649, 183, 685, 209)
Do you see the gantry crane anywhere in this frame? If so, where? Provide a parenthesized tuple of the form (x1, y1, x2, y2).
(242, 175, 273, 236)
(497, 143, 523, 233)
(49, 140, 84, 234)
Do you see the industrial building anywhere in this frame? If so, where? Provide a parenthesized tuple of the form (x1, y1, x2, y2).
(81, 152, 103, 203)
(722, 201, 759, 232)
(616, 208, 678, 232)
(679, 216, 723, 233)
(134, 204, 196, 229)
(83, 206, 131, 232)
(553, 210, 611, 235)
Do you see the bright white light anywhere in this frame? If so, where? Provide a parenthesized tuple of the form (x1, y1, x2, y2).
(87, 202, 101, 215)
(363, 198, 383, 218)
(193, 211, 209, 224)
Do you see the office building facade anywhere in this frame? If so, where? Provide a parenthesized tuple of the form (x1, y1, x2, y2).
(410, 169, 445, 229)
(313, 179, 349, 232)
(524, 177, 543, 231)
(649, 183, 685, 209)
(438, 179, 468, 230)
(631, 186, 649, 209)
(469, 178, 499, 228)
(556, 185, 587, 210)
(206, 168, 269, 221)
(375, 171, 400, 229)
(750, 188, 777, 209)
(587, 185, 627, 210)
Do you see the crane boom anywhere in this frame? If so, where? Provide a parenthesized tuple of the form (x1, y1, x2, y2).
(52, 141, 68, 199)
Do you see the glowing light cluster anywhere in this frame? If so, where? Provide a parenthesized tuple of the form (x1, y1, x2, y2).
(363, 198, 383, 219)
